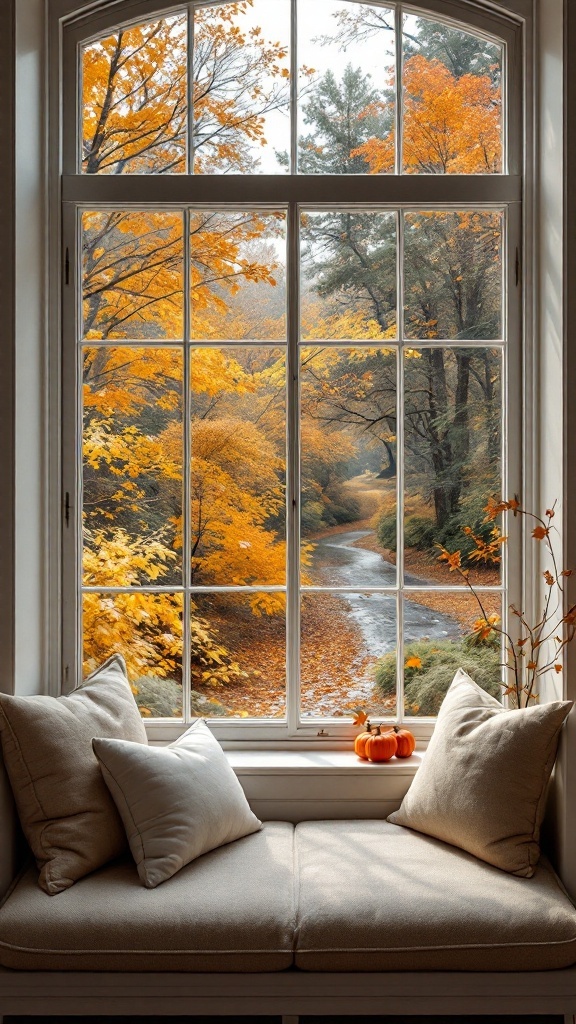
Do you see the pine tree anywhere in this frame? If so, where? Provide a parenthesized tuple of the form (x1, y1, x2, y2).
(298, 64, 391, 175)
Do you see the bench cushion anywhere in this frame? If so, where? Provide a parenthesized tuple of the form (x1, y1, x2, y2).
(294, 820, 576, 971)
(0, 822, 295, 971)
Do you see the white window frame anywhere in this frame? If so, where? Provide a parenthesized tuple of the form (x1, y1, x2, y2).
(55, 0, 527, 745)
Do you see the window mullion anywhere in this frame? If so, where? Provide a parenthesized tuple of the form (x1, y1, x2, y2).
(395, 4, 403, 176)
(287, 201, 300, 735)
(187, 4, 194, 175)
(290, 0, 297, 174)
(182, 208, 192, 724)
(397, 210, 406, 724)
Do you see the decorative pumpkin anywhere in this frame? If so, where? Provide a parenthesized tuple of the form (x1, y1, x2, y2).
(392, 726, 416, 759)
(364, 727, 397, 762)
(354, 727, 373, 760)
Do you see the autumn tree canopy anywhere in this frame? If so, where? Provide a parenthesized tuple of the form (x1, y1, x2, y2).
(79, 1, 504, 712)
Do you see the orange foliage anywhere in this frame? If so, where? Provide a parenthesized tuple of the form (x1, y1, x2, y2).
(352, 55, 501, 175)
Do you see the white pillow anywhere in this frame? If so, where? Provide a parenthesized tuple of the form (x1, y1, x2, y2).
(388, 669, 572, 876)
(0, 654, 148, 894)
(92, 720, 261, 888)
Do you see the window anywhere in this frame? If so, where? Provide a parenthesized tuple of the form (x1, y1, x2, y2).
(61, 0, 522, 740)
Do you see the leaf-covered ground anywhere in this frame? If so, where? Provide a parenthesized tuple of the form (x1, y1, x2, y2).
(203, 512, 498, 720)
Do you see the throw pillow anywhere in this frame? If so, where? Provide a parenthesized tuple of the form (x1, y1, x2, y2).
(388, 668, 572, 876)
(0, 654, 148, 894)
(93, 719, 262, 888)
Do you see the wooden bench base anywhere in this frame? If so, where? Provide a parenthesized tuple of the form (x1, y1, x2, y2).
(2, 967, 576, 1019)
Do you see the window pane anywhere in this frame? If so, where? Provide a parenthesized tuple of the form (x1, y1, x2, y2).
(301, 212, 397, 339)
(403, 211, 503, 340)
(191, 593, 286, 718)
(190, 211, 286, 340)
(402, 15, 503, 174)
(301, 347, 397, 583)
(83, 593, 183, 718)
(82, 347, 183, 587)
(297, 1, 395, 174)
(82, 15, 187, 174)
(193, 1, 290, 174)
(82, 212, 184, 340)
(301, 592, 397, 718)
(396, 592, 502, 716)
(403, 347, 502, 587)
(191, 347, 286, 586)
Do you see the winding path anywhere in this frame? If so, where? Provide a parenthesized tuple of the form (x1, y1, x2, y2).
(311, 529, 462, 659)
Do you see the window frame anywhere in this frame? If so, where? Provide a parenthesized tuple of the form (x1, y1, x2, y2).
(56, 0, 527, 744)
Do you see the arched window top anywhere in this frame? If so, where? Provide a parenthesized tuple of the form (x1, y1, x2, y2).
(77, 0, 507, 177)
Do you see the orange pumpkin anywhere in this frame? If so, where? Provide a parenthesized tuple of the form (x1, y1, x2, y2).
(365, 727, 397, 762)
(354, 727, 373, 760)
(392, 726, 416, 759)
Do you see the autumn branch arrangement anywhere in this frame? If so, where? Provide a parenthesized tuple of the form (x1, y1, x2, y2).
(437, 498, 576, 709)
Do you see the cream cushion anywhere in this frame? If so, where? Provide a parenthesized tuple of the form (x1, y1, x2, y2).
(388, 670, 572, 876)
(93, 719, 262, 888)
(0, 655, 147, 895)
(0, 822, 295, 971)
(294, 820, 576, 971)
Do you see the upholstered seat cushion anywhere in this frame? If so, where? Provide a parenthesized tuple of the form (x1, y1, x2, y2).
(0, 822, 295, 972)
(294, 821, 576, 971)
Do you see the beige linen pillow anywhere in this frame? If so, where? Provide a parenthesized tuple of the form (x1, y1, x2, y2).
(93, 719, 262, 888)
(0, 655, 147, 894)
(389, 669, 572, 877)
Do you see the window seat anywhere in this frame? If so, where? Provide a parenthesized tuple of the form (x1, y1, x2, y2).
(1, 818, 576, 1023)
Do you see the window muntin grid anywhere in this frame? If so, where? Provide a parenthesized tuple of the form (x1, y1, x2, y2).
(61, 0, 521, 738)
(75, 202, 508, 726)
(78, 1, 505, 177)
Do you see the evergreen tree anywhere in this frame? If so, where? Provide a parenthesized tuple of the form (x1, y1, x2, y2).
(298, 64, 391, 175)
(403, 22, 500, 84)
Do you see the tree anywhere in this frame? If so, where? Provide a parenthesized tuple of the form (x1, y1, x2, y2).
(297, 50, 501, 529)
(318, 6, 502, 174)
(353, 55, 501, 175)
(82, 2, 290, 175)
(402, 20, 501, 82)
(296, 65, 391, 175)
(301, 209, 397, 338)
(328, 5, 500, 82)
(80, 0, 295, 687)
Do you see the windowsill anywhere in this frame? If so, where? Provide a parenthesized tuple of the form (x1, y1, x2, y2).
(223, 748, 423, 819)
(225, 748, 424, 775)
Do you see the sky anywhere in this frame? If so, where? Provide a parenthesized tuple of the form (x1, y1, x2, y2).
(208, 0, 396, 173)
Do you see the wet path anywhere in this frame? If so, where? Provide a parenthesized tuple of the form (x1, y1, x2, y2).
(311, 530, 462, 658)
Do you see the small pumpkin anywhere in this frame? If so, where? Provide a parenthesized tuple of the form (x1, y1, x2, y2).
(354, 725, 373, 760)
(365, 726, 397, 763)
(392, 726, 416, 759)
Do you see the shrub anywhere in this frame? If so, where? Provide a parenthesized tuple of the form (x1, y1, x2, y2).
(376, 510, 398, 551)
(133, 675, 182, 718)
(133, 675, 233, 718)
(374, 637, 501, 716)
(377, 500, 501, 567)
(405, 515, 436, 551)
(376, 512, 436, 554)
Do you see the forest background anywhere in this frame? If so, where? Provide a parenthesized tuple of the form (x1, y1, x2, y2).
(80, 0, 504, 720)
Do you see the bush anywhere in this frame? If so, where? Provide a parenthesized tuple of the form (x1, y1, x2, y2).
(377, 498, 501, 567)
(377, 512, 435, 554)
(133, 675, 233, 718)
(133, 675, 182, 717)
(405, 515, 436, 551)
(374, 637, 501, 716)
(376, 510, 398, 551)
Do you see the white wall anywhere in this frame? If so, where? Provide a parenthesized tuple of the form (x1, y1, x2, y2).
(14, 0, 46, 696)
(536, 0, 564, 707)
